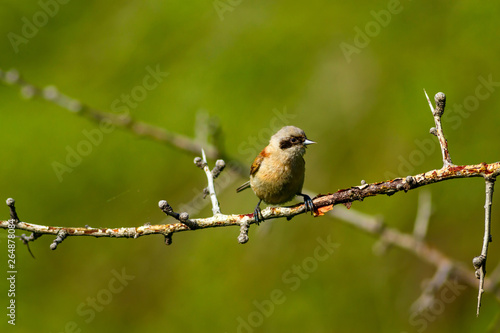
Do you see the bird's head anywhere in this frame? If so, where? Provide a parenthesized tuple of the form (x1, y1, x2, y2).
(269, 126, 315, 158)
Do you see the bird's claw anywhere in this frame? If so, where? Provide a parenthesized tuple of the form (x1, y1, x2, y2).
(301, 194, 315, 215)
(254, 206, 264, 225)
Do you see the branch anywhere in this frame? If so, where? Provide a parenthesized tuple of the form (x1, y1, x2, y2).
(194, 150, 224, 215)
(0, 68, 220, 159)
(474, 178, 496, 316)
(312, 161, 500, 217)
(6, 197, 19, 222)
(425, 90, 453, 167)
(2, 161, 499, 243)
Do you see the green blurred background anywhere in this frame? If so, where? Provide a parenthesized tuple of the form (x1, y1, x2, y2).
(1, 0, 500, 332)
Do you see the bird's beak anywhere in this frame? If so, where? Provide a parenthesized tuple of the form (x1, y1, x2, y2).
(304, 139, 316, 146)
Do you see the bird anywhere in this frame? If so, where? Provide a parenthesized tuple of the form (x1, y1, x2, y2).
(236, 126, 316, 223)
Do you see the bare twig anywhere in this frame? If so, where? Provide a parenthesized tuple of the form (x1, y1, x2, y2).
(425, 90, 453, 167)
(6, 198, 19, 222)
(158, 200, 195, 230)
(475, 178, 496, 316)
(19, 233, 41, 258)
(202, 149, 221, 215)
(238, 220, 250, 244)
(194, 151, 223, 215)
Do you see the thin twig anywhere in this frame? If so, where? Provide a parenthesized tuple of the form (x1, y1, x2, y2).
(424, 90, 453, 167)
(476, 178, 496, 316)
(194, 150, 223, 215)
(6, 198, 19, 222)
(18, 232, 42, 258)
(158, 200, 195, 230)
(202, 149, 221, 215)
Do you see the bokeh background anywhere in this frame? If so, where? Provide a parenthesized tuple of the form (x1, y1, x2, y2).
(1, 1, 500, 332)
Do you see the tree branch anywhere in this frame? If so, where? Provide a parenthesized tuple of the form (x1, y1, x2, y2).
(194, 150, 224, 215)
(475, 178, 496, 316)
(425, 90, 453, 167)
(0, 68, 221, 159)
(1, 161, 499, 243)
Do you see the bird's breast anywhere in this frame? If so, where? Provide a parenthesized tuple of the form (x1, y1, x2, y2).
(250, 156, 305, 204)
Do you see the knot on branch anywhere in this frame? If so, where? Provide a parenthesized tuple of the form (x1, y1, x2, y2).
(194, 156, 207, 169)
(19, 232, 42, 243)
(238, 220, 250, 244)
(19, 233, 42, 258)
(473, 255, 486, 272)
(158, 200, 196, 229)
(42, 85, 83, 112)
(6, 197, 19, 222)
(196, 155, 227, 201)
(4, 69, 20, 84)
(195, 150, 223, 215)
(211, 159, 226, 179)
(179, 212, 190, 222)
(21, 84, 36, 99)
(159, 200, 173, 213)
(50, 230, 68, 250)
(425, 90, 453, 167)
(164, 233, 173, 246)
(42, 86, 60, 101)
(433, 92, 446, 117)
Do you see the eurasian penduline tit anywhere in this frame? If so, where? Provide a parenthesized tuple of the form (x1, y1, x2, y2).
(236, 126, 315, 223)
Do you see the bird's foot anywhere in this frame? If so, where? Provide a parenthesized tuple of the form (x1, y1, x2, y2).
(254, 200, 264, 225)
(298, 193, 315, 215)
(253, 206, 264, 225)
(254, 206, 264, 225)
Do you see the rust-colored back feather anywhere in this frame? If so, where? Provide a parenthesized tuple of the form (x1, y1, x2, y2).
(250, 147, 269, 176)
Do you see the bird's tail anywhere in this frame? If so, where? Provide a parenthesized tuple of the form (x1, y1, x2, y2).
(236, 181, 251, 193)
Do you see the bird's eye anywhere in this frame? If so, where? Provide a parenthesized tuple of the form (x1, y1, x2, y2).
(290, 137, 298, 143)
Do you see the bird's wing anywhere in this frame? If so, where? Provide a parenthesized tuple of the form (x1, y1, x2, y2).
(236, 147, 268, 193)
(250, 147, 268, 176)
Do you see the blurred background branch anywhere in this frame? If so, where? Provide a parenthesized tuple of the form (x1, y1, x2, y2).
(0, 68, 222, 159)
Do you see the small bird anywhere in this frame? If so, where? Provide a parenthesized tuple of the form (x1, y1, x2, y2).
(236, 126, 316, 223)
